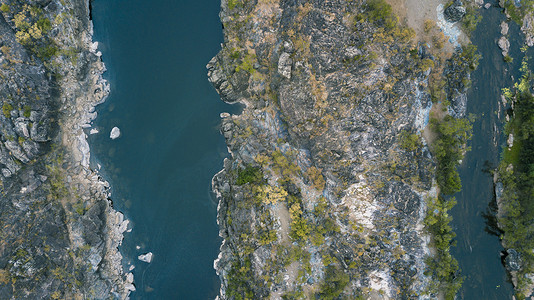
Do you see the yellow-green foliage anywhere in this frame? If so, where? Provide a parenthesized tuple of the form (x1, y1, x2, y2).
(289, 202, 310, 241)
(255, 185, 288, 205)
(2, 102, 13, 118)
(420, 58, 435, 72)
(0, 3, 9, 13)
(271, 150, 300, 179)
(228, 0, 240, 10)
(11, 4, 55, 59)
(305, 166, 325, 191)
(235, 51, 256, 74)
(46, 159, 69, 200)
(313, 196, 327, 216)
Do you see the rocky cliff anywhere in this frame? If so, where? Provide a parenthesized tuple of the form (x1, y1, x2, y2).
(208, 0, 475, 298)
(0, 0, 130, 298)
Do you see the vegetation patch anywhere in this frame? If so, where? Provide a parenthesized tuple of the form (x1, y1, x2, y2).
(355, 0, 415, 44)
(316, 265, 350, 300)
(430, 115, 473, 195)
(2, 102, 13, 118)
(236, 166, 263, 185)
(11, 4, 58, 61)
(498, 54, 534, 298)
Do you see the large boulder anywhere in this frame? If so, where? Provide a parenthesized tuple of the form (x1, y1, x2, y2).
(505, 249, 521, 272)
(444, 0, 466, 23)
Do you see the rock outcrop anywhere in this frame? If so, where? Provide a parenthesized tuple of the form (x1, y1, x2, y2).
(206, 0, 459, 298)
(444, 0, 466, 23)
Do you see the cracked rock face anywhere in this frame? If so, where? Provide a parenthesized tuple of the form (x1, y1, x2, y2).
(0, 0, 128, 299)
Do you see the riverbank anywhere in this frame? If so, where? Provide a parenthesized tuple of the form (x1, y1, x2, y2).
(496, 51, 534, 299)
(492, 2, 534, 298)
(0, 0, 130, 297)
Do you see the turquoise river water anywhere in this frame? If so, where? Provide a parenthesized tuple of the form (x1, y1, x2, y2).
(89, 0, 235, 298)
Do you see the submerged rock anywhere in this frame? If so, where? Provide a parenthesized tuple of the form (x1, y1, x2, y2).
(498, 36, 510, 57)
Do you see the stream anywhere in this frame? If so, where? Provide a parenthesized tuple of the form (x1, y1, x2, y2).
(450, 4, 523, 299)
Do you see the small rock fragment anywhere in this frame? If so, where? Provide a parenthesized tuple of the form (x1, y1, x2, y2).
(498, 36, 510, 57)
(278, 52, 292, 79)
(501, 21, 509, 35)
(110, 127, 121, 139)
(138, 252, 153, 263)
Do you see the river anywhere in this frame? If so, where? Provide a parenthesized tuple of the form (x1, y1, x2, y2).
(89, 0, 234, 298)
(88, 0, 525, 299)
(450, 5, 522, 300)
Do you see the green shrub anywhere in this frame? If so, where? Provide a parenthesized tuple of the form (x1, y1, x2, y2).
(430, 115, 473, 195)
(497, 56, 534, 296)
(235, 51, 256, 74)
(357, 0, 398, 31)
(226, 258, 256, 300)
(317, 265, 349, 300)
(399, 130, 422, 151)
(2, 102, 13, 118)
(461, 7, 481, 35)
(424, 196, 463, 299)
(23, 105, 31, 117)
(36, 17, 51, 33)
(236, 166, 263, 185)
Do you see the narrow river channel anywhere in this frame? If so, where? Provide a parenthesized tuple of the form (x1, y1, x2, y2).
(451, 4, 523, 299)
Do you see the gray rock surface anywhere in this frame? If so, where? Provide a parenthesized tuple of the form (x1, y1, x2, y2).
(498, 36, 510, 57)
(522, 12, 534, 47)
(0, 0, 129, 298)
(505, 249, 521, 272)
(501, 21, 509, 35)
(444, 0, 467, 23)
(278, 52, 292, 79)
(138, 252, 153, 263)
(110, 126, 121, 139)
